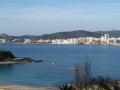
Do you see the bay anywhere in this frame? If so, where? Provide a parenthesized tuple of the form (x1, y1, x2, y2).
(0, 44, 120, 86)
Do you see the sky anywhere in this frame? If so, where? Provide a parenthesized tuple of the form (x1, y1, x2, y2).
(0, 0, 120, 35)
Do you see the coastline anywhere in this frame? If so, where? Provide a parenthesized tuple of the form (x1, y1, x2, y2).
(0, 84, 58, 90)
(0, 60, 43, 65)
(1, 43, 120, 46)
(0, 61, 20, 65)
(0, 61, 32, 65)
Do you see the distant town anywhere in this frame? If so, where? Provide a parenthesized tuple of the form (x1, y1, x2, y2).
(51, 34, 119, 45)
(0, 33, 120, 45)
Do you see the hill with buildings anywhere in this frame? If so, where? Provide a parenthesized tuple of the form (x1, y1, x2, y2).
(32, 30, 120, 40)
(1, 30, 120, 40)
(1, 30, 120, 45)
(95, 30, 120, 38)
(33, 30, 103, 40)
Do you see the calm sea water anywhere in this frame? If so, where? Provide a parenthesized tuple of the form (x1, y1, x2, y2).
(0, 44, 120, 86)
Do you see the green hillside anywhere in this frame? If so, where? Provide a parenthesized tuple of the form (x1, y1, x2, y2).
(33, 30, 102, 40)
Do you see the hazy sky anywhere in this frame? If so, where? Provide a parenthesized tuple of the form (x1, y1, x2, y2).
(0, 0, 120, 35)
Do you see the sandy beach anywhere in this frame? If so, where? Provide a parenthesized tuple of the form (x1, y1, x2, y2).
(0, 61, 18, 65)
(0, 84, 59, 90)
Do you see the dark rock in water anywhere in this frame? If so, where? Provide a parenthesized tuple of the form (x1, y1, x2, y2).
(13, 57, 34, 63)
(0, 50, 43, 64)
(34, 60, 43, 63)
(13, 58, 43, 63)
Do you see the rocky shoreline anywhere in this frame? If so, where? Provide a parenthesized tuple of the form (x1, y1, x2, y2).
(0, 50, 43, 64)
(0, 58, 43, 65)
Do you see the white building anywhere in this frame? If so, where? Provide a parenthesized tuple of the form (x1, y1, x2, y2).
(86, 37, 93, 44)
(104, 34, 110, 43)
(69, 38, 79, 44)
(52, 38, 79, 45)
(37, 39, 51, 43)
(104, 34, 109, 40)
(24, 39, 31, 44)
(78, 38, 86, 44)
(109, 38, 117, 44)
(0, 39, 6, 43)
(101, 34, 110, 44)
(116, 38, 120, 43)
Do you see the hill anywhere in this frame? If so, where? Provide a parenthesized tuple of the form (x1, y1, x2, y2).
(33, 30, 103, 40)
(95, 30, 120, 38)
(1, 30, 120, 40)
(37, 30, 120, 39)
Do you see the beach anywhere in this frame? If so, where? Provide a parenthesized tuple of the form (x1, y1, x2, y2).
(0, 84, 58, 90)
(0, 61, 18, 65)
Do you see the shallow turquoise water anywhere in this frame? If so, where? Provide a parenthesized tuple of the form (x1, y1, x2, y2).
(0, 44, 120, 86)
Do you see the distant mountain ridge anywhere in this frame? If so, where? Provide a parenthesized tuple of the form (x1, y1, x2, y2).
(36, 30, 120, 39)
(0, 33, 9, 37)
(95, 30, 120, 37)
(37, 30, 102, 39)
(1, 30, 120, 40)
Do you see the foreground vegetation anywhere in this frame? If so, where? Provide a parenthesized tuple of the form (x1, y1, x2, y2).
(58, 61, 120, 90)
(59, 77, 120, 90)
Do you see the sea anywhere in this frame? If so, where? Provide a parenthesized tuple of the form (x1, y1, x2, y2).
(0, 44, 120, 86)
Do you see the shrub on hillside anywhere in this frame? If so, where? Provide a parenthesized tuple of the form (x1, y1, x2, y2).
(0, 51, 15, 61)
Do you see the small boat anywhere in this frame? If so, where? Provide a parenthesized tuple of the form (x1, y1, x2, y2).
(69, 67, 77, 71)
(51, 62, 60, 67)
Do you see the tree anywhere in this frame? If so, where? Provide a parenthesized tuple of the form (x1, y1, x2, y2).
(0, 51, 15, 61)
